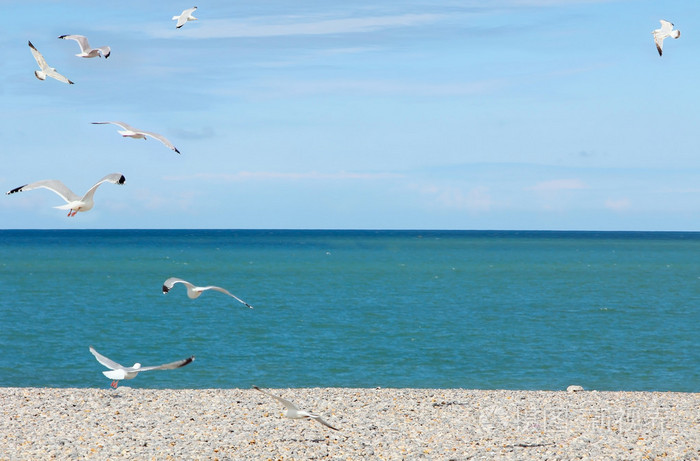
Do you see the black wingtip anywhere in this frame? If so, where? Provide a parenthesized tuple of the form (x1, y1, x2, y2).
(58, 35, 67, 39)
(174, 147, 181, 154)
(181, 356, 195, 367)
(162, 285, 170, 294)
(252, 385, 260, 390)
(7, 184, 28, 195)
(118, 175, 126, 185)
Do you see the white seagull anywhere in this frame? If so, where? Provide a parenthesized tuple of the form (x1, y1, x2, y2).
(162, 277, 253, 308)
(90, 346, 195, 388)
(92, 121, 180, 154)
(653, 20, 680, 56)
(28, 41, 74, 84)
(58, 34, 111, 58)
(6, 173, 125, 217)
(173, 6, 197, 29)
(253, 386, 339, 431)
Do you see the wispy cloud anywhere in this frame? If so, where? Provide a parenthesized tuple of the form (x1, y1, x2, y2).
(415, 184, 495, 212)
(235, 78, 508, 98)
(527, 179, 587, 192)
(153, 13, 445, 39)
(164, 171, 405, 182)
(604, 198, 630, 211)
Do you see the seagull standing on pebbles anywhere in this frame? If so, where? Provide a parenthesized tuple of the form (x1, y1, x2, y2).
(173, 6, 198, 28)
(653, 20, 680, 56)
(28, 41, 73, 84)
(58, 35, 111, 58)
(253, 385, 340, 431)
(162, 277, 253, 308)
(90, 346, 195, 388)
(92, 121, 180, 154)
(6, 173, 125, 217)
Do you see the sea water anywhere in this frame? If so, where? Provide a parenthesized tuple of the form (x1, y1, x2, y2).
(0, 230, 697, 391)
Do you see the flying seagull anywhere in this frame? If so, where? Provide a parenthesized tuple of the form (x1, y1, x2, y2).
(28, 41, 73, 84)
(173, 6, 197, 28)
(92, 121, 180, 154)
(58, 34, 111, 58)
(253, 386, 339, 431)
(6, 173, 125, 217)
(653, 20, 680, 56)
(162, 277, 253, 308)
(90, 346, 194, 388)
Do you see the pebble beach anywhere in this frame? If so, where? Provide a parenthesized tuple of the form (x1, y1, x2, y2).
(1, 387, 698, 460)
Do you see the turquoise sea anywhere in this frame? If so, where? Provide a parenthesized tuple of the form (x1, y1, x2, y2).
(0, 230, 698, 391)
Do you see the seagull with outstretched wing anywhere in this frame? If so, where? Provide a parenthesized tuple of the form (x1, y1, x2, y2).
(163, 277, 253, 308)
(89, 346, 195, 388)
(58, 34, 111, 58)
(173, 6, 198, 28)
(92, 121, 180, 154)
(653, 20, 680, 56)
(6, 173, 125, 216)
(253, 385, 339, 431)
(28, 41, 74, 84)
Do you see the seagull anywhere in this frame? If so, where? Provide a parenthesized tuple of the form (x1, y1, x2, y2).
(58, 34, 111, 58)
(253, 386, 339, 431)
(173, 6, 197, 29)
(28, 41, 74, 84)
(90, 346, 194, 388)
(92, 121, 180, 154)
(162, 277, 253, 308)
(6, 173, 125, 217)
(653, 20, 680, 56)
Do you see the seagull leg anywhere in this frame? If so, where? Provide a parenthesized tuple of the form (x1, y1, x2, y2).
(111, 380, 119, 389)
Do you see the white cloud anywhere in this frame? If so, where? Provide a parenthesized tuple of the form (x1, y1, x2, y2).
(153, 13, 445, 39)
(164, 171, 405, 182)
(527, 179, 587, 192)
(417, 185, 495, 212)
(233, 77, 507, 98)
(604, 198, 630, 211)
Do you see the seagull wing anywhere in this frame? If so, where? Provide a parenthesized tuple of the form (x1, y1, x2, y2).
(80, 173, 126, 202)
(46, 68, 74, 84)
(163, 277, 195, 293)
(97, 46, 111, 58)
(253, 386, 300, 412)
(203, 286, 253, 308)
(141, 130, 180, 154)
(6, 179, 80, 203)
(654, 34, 664, 56)
(659, 20, 673, 34)
(92, 121, 137, 132)
(176, 9, 192, 28)
(89, 346, 125, 371)
(311, 414, 340, 431)
(28, 41, 49, 71)
(139, 355, 195, 372)
(59, 34, 90, 52)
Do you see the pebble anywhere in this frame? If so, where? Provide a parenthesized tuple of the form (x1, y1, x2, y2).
(0, 387, 697, 460)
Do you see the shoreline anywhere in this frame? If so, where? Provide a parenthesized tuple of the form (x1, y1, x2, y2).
(2, 387, 698, 460)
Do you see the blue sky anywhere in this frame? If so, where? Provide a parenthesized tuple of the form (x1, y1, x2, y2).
(2, 0, 699, 230)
